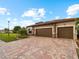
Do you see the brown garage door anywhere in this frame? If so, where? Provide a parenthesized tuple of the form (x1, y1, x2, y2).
(57, 27, 73, 39)
(36, 28, 52, 37)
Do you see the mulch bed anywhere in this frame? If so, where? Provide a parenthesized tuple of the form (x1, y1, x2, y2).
(76, 39, 79, 47)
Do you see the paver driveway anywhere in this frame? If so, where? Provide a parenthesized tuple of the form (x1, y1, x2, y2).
(0, 36, 78, 59)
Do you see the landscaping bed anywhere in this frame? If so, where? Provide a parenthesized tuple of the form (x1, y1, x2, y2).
(76, 39, 79, 47)
(76, 39, 79, 59)
(76, 48, 79, 59)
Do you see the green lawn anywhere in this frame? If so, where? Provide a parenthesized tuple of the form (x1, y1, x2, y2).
(0, 33, 18, 42)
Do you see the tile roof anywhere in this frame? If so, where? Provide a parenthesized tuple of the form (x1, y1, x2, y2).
(27, 18, 79, 27)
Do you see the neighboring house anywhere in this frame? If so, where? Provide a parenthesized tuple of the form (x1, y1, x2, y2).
(27, 18, 78, 40)
(0, 30, 13, 33)
(0, 30, 5, 33)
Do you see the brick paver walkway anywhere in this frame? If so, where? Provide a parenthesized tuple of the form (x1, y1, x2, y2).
(0, 36, 78, 59)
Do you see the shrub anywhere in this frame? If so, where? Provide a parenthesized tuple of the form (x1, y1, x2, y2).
(18, 28, 27, 38)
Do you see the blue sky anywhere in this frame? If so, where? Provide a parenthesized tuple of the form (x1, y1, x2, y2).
(0, 0, 79, 29)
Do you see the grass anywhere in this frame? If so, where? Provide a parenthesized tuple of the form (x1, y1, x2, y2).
(0, 33, 18, 42)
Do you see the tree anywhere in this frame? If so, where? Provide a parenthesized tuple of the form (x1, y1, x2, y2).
(4, 28, 9, 33)
(18, 27, 27, 35)
(13, 26, 21, 33)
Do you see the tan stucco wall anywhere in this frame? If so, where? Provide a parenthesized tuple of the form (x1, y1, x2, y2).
(27, 21, 77, 40)
(56, 21, 77, 40)
(33, 25, 55, 37)
(56, 21, 75, 27)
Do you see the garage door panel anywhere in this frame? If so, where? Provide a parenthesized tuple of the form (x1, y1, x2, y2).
(57, 27, 73, 39)
(36, 28, 52, 37)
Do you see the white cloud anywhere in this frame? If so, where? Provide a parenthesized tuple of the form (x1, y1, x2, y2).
(7, 18, 11, 21)
(19, 20, 35, 27)
(22, 9, 35, 17)
(11, 20, 35, 29)
(66, 4, 79, 16)
(37, 8, 45, 18)
(66, 16, 71, 18)
(7, 12, 10, 15)
(11, 18, 18, 25)
(12, 18, 17, 21)
(0, 8, 10, 15)
(55, 16, 60, 19)
(7, 18, 35, 29)
(22, 8, 46, 20)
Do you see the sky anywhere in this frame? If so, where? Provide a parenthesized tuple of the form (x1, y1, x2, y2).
(0, 0, 79, 29)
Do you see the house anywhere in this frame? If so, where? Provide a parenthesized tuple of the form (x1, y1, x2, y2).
(0, 29, 13, 33)
(26, 18, 79, 40)
(0, 30, 5, 33)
